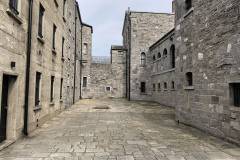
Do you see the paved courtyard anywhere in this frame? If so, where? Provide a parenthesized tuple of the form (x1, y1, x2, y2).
(0, 99, 240, 160)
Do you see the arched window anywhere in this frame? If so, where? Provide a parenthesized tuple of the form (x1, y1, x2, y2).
(141, 52, 146, 66)
(163, 49, 167, 56)
(170, 45, 175, 68)
(153, 55, 156, 61)
(158, 52, 161, 59)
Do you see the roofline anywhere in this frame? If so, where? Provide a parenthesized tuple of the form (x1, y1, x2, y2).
(149, 28, 175, 50)
(82, 22, 93, 33)
(75, 1, 83, 24)
(111, 45, 128, 51)
(122, 10, 174, 35)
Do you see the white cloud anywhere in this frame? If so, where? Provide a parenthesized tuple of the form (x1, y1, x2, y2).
(77, 0, 173, 56)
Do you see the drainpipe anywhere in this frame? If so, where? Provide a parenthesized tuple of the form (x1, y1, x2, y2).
(23, 0, 33, 136)
(79, 24, 83, 99)
(128, 12, 131, 101)
(73, 2, 77, 104)
(125, 48, 128, 98)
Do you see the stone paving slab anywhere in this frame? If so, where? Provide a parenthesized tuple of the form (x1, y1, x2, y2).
(0, 99, 240, 159)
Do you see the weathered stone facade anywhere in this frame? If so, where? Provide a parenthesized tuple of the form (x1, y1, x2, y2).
(122, 11, 175, 101)
(150, 29, 177, 108)
(0, 0, 91, 143)
(82, 46, 127, 99)
(173, 0, 240, 144)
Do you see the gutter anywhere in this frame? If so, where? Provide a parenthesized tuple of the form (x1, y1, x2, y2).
(73, 2, 77, 104)
(23, 0, 33, 135)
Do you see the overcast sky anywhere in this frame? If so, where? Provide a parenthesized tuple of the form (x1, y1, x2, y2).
(77, 0, 173, 56)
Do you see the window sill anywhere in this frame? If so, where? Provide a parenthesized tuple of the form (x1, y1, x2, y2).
(52, 49, 57, 54)
(6, 9, 23, 24)
(229, 106, 240, 112)
(153, 90, 156, 91)
(33, 105, 42, 111)
(54, 0, 59, 7)
(140, 65, 147, 67)
(63, 16, 66, 22)
(164, 89, 167, 91)
(158, 89, 161, 91)
(183, 7, 194, 18)
(140, 93, 147, 95)
(171, 89, 175, 91)
(37, 36, 45, 44)
(183, 86, 194, 90)
(49, 102, 55, 106)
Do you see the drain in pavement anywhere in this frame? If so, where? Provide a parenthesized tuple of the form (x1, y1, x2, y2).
(93, 105, 110, 109)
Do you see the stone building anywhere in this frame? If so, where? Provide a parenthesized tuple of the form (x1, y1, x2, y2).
(172, 0, 240, 145)
(122, 11, 175, 101)
(0, 0, 92, 144)
(82, 46, 127, 99)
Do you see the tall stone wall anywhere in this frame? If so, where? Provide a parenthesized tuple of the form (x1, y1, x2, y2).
(82, 49, 126, 99)
(150, 29, 176, 108)
(0, 0, 29, 140)
(174, 0, 240, 144)
(123, 12, 175, 101)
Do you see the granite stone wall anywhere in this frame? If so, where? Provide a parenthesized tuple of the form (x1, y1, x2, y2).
(174, 0, 240, 144)
(122, 12, 175, 101)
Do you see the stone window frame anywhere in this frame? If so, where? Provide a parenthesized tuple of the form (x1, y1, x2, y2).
(83, 43, 88, 55)
(163, 48, 168, 57)
(106, 86, 111, 92)
(37, 3, 45, 44)
(6, 0, 23, 24)
(35, 72, 42, 106)
(50, 76, 55, 103)
(158, 52, 161, 59)
(140, 82, 146, 93)
(170, 44, 175, 69)
(153, 83, 156, 91)
(83, 77, 87, 87)
(60, 78, 63, 101)
(184, 72, 194, 90)
(158, 83, 161, 91)
(140, 52, 146, 67)
(229, 83, 240, 107)
(164, 82, 167, 90)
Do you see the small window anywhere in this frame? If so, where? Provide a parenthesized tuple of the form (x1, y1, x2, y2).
(158, 52, 161, 59)
(141, 52, 146, 66)
(185, 0, 192, 10)
(83, 77, 87, 87)
(9, 0, 19, 15)
(163, 49, 167, 56)
(171, 81, 175, 90)
(83, 43, 87, 54)
(158, 83, 161, 90)
(141, 82, 146, 93)
(153, 84, 156, 91)
(52, 24, 57, 50)
(60, 78, 63, 99)
(186, 72, 193, 86)
(153, 55, 156, 61)
(35, 72, 41, 106)
(170, 45, 175, 68)
(50, 76, 55, 102)
(164, 82, 167, 90)
(118, 51, 124, 62)
(106, 87, 111, 92)
(230, 83, 240, 107)
(38, 4, 45, 38)
(62, 37, 65, 57)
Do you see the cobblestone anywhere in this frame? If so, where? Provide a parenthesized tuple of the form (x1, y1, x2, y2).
(0, 99, 239, 159)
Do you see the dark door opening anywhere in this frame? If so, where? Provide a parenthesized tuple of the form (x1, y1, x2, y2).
(0, 75, 9, 143)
